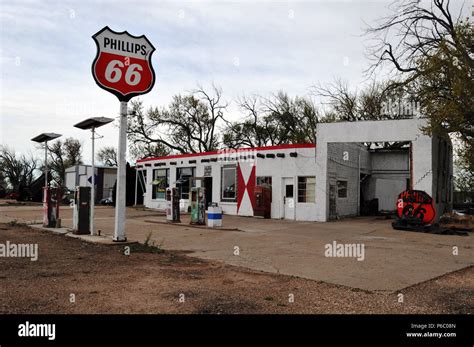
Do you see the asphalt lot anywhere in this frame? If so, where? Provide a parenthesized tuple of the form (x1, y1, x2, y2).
(1, 204, 473, 291)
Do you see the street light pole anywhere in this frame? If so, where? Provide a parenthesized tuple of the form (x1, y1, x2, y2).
(44, 141, 48, 188)
(114, 101, 128, 242)
(31, 133, 62, 228)
(91, 127, 95, 236)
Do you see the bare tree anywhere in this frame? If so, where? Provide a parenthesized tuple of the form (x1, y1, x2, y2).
(223, 95, 272, 148)
(97, 146, 118, 167)
(365, 0, 473, 169)
(312, 79, 359, 121)
(223, 92, 319, 148)
(312, 79, 417, 121)
(129, 142, 169, 162)
(366, 0, 469, 77)
(127, 85, 227, 155)
(0, 145, 38, 193)
(39, 138, 83, 186)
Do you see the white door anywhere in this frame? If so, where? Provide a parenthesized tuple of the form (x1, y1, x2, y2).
(282, 177, 295, 219)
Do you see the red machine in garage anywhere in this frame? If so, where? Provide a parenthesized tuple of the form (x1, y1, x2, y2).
(254, 186, 271, 219)
(392, 189, 436, 231)
(43, 187, 60, 228)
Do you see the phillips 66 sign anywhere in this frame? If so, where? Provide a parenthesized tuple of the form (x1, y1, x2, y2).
(92, 26, 156, 101)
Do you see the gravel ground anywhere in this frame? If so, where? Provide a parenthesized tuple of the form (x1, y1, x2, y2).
(0, 223, 472, 314)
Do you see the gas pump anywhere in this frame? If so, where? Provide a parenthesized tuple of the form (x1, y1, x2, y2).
(190, 187, 206, 225)
(42, 187, 60, 227)
(72, 186, 91, 235)
(166, 187, 180, 222)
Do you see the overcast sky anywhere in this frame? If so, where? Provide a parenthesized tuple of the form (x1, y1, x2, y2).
(0, 0, 468, 164)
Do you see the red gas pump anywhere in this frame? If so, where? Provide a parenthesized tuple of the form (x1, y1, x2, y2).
(43, 187, 60, 228)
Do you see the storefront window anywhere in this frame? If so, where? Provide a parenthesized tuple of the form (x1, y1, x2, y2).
(221, 165, 237, 202)
(152, 169, 169, 199)
(298, 176, 316, 203)
(176, 167, 195, 200)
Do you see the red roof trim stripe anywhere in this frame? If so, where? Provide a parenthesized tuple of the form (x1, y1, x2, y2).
(136, 143, 316, 163)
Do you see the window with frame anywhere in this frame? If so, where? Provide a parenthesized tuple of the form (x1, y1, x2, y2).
(256, 176, 272, 187)
(298, 176, 315, 203)
(176, 167, 195, 200)
(152, 169, 169, 200)
(337, 180, 348, 198)
(221, 165, 237, 202)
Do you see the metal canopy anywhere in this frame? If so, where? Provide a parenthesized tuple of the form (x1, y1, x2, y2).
(74, 117, 114, 130)
(31, 133, 62, 143)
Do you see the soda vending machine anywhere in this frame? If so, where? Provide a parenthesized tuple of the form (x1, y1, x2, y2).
(166, 187, 180, 222)
(190, 187, 206, 225)
(254, 186, 272, 219)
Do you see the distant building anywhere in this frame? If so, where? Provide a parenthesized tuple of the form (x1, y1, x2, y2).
(65, 164, 116, 202)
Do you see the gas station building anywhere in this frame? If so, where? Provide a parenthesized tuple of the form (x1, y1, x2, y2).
(136, 118, 453, 222)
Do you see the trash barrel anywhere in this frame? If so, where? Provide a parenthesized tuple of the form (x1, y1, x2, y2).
(206, 205, 222, 227)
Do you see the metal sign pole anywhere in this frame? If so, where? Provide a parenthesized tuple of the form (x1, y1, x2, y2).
(91, 127, 96, 236)
(114, 101, 128, 241)
(44, 141, 48, 188)
(134, 167, 138, 206)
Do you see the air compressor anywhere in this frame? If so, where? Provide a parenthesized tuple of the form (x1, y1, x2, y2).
(190, 187, 206, 225)
(166, 187, 180, 222)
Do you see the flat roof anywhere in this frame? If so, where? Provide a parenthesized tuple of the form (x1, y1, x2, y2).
(65, 164, 117, 171)
(137, 143, 316, 163)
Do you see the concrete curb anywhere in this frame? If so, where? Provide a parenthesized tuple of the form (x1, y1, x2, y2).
(29, 224, 138, 245)
(143, 219, 242, 232)
(65, 233, 138, 245)
(30, 224, 69, 235)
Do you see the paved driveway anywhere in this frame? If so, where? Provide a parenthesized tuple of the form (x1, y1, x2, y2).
(1, 204, 472, 291)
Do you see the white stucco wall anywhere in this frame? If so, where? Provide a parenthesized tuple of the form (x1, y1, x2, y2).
(138, 145, 318, 221)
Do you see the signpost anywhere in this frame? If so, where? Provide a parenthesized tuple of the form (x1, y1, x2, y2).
(92, 26, 156, 241)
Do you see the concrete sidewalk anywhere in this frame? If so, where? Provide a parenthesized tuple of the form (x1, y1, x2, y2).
(126, 215, 474, 292)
